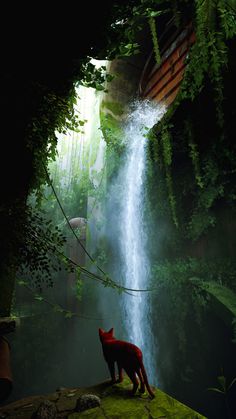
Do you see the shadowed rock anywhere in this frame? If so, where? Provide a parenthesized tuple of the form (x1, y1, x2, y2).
(75, 394, 101, 412)
(33, 400, 57, 419)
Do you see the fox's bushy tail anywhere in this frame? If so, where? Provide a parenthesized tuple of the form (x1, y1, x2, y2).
(140, 361, 155, 398)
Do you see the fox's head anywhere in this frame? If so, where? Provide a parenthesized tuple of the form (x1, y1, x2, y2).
(99, 327, 114, 343)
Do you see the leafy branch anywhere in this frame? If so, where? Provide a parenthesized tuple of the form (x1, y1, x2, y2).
(17, 280, 106, 321)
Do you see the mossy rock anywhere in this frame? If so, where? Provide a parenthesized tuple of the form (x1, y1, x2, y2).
(68, 376, 206, 419)
(0, 376, 206, 419)
(101, 100, 125, 118)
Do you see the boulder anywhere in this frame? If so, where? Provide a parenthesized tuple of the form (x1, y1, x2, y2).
(33, 400, 57, 419)
(75, 394, 101, 412)
(68, 217, 87, 240)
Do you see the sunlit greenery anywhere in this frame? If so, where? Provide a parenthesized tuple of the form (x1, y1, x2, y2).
(6, 0, 233, 298)
(3, 0, 236, 328)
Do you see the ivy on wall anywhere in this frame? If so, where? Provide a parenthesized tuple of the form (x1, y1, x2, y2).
(147, 0, 236, 236)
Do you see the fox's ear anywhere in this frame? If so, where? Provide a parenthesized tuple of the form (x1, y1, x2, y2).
(99, 328, 104, 335)
(108, 327, 114, 335)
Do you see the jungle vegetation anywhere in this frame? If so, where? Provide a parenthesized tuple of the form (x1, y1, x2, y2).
(1, 0, 236, 332)
(1, 2, 236, 417)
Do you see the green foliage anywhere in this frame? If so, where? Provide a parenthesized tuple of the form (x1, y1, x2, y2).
(187, 210, 216, 241)
(26, 61, 115, 199)
(0, 2, 140, 317)
(42, 171, 93, 225)
(100, 112, 124, 153)
(152, 257, 236, 287)
(185, 156, 225, 240)
(105, 0, 172, 60)
(100, 109, 126, 179)
(75, 276, 83, 302)
(149, 16, 161, 66)
(27, 87, 79, 194)
(148, 0, 236, 237)
(79, 62, 114, 91)
(147, 127, 161, 164)
(180, 0, 236, 125)
(17, 206, 68, 290)
(165, 171, 178, 228)
(188, 140, 203, 188)
(151, 256, 236, 352)
(148, 122, 178, 227)
(145, 10, 236, 258)
(208, 372, 236, 395)
(160, 126, 179, 227)
(151, 255, 236, 329)
(5, 0, 236, 301)
(161, 125, 172, 166)
(208, 369, 236, 418)
(185, 121, 204, 189)
(102, 100, 125, 117)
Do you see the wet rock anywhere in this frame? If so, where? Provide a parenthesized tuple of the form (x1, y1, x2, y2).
(33, 400, 57, 419)
(75, 394, 101, 412)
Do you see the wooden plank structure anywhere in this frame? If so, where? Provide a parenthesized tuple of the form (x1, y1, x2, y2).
(0, 336, 12, 402)
(0, 318, 18, 401)
(139, 23, 195, 107)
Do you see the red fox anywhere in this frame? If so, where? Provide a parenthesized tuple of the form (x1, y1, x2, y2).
(99, 327, 155, 398)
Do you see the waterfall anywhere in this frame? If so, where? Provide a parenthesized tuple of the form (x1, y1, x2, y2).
(119, 99, 166, 384)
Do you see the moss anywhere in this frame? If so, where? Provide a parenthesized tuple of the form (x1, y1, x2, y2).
(99, 99, 126, 158)
(101, 100, 125, 117)
(68, 376, 206, 419)
(100, 112, 123, 142)
(100, 100, 125, 152)
(1, 376, 206, 418)
(99, 110, 125, 176)
(69, 407, 104, 418)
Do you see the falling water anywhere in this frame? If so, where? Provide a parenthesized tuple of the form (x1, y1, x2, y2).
(120, 99, 166, 384)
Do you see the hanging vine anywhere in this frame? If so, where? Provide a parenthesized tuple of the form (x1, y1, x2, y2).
(147, 0, 236, 233)
(161, 125, 178, 227)
(180, 0, 236, 125)
(185, 120, 204, 189)
(149, 16, 161, 66)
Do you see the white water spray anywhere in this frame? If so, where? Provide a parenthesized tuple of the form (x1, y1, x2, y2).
(120, 99, 166, 384)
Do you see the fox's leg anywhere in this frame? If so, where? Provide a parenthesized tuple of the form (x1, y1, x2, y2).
(107, 361, 116, 384)
(126, 369, 139, 395)
(117, 361, 124, 382)
(137, 368, 145, 393)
